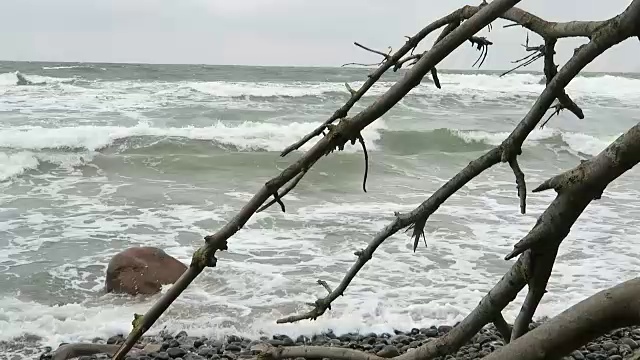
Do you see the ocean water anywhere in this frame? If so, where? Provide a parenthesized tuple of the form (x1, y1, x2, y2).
(1, 61, 640, 357)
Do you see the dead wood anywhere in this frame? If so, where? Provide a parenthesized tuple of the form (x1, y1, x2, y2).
(279, 6, 476, 157)
(506, 121, 640, 261)
(110, 1, 523, 358)
(267, 253, 530, 360)
(264, 118, 640, 359)
(283, 2, 633, 157)
(277, 7, 639, 323)
(84, 1, 639, 359)
(483, 277, 640, 360)
(510, 248, 557, 341)
(46, 343, 144, 360)
(492, 313, 512, 343)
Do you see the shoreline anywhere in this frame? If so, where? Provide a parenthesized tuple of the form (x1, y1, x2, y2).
(35, 322, 640, 360)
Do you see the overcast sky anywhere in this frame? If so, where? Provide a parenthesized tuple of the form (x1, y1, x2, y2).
(0, 0, 638, 72)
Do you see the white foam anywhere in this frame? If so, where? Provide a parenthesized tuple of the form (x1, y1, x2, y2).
(186, 81, 350, 98)
(561, 132, 618, 156)
(0, 120, 386, 153)
(0, 152, 39, 181)
(411, 72, 640, 103)
(454, 127, 616, 156)
(0, 72, 76, 86)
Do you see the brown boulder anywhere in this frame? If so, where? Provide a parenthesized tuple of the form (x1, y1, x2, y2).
(105, 246, 187, 296)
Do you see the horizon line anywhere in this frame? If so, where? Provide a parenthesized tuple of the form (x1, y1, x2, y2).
(1, 59, 638, 74)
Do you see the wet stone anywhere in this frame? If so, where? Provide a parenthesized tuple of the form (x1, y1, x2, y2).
(390, 335, 410, 345)
(296, 335, 310, 344)
(622, 337, 639, 349)
(155, 352, 170, 360)
(438, 325, 453, 334)
(570, 350, 585, 360)
(422, 328, 438, 337)
(167, 347, 187, 359)
(225, 344, 242, 352)
(197, 347, 214, 357)
(376, 345, 400, 358)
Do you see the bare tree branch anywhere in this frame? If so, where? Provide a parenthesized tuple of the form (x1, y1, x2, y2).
(269, 252, 531, 360)
(493, 313, 513, 343)
(500, 34, 545, 76)
(279, 0, 640, 328)
(257, 170, 307, 213)
(267, 120, 640, 360)
(103, 2, 640, 359)
(506, 121, 640, 261)
(510, 248, 558, 341)
(279, 6, 478, 157)
(484, 277, 640, 360)
(541, 38, 584, 123)
(508, 157, 526, 215)
(354, 42, 392, 60)
(282, 2, 625, 157)
(469, 36, 493, 68)
(110, 2, 525, 358)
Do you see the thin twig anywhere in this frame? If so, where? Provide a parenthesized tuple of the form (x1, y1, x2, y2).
(357, 134, 369, 192)
(108, 2, 640, 359)
(508, 157, 527, 214)
(542, 38, 584, 122)
(279, 9, 475, 157)
(341, 62, 380, 67)
(317, 279, 333, 294)
(257, 170, 307, 213)
(354, 42, 392, 60)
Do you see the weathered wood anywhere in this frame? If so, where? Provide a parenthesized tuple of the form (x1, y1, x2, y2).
(484, 277, 640, 360)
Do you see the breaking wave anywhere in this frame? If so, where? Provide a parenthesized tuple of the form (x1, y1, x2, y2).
(2, 71, 639, 100)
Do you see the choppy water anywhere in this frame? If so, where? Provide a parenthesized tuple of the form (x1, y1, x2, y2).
(1, 61, 640, 358)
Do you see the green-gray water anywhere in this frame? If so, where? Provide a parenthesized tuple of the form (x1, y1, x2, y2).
(1, 62, 639, 358)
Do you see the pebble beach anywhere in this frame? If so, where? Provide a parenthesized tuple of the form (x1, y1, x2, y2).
(36, 323, 640, 360)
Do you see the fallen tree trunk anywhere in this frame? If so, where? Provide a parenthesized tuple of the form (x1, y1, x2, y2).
(483, 277, 640, 360)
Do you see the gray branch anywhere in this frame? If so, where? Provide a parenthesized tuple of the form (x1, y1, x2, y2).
(483, 277, 640, 360)
(110, 1, 524, 358)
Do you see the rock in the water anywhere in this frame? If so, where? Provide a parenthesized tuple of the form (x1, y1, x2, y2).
(105, 246, 187, 296)
(376, 345, 400, 358)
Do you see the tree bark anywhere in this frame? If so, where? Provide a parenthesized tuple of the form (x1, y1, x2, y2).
(483, 277, 640, 360)
(50, 343, 145, 360)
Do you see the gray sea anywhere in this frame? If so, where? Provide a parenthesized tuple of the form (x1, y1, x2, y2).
(1, 62, 640, 358)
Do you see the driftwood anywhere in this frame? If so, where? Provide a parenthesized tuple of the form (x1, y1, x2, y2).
(45, 1, 639, 359)
(46, 343, 145, 360)
(258, 276, 640, 360)
(261, 117, 640, 360)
